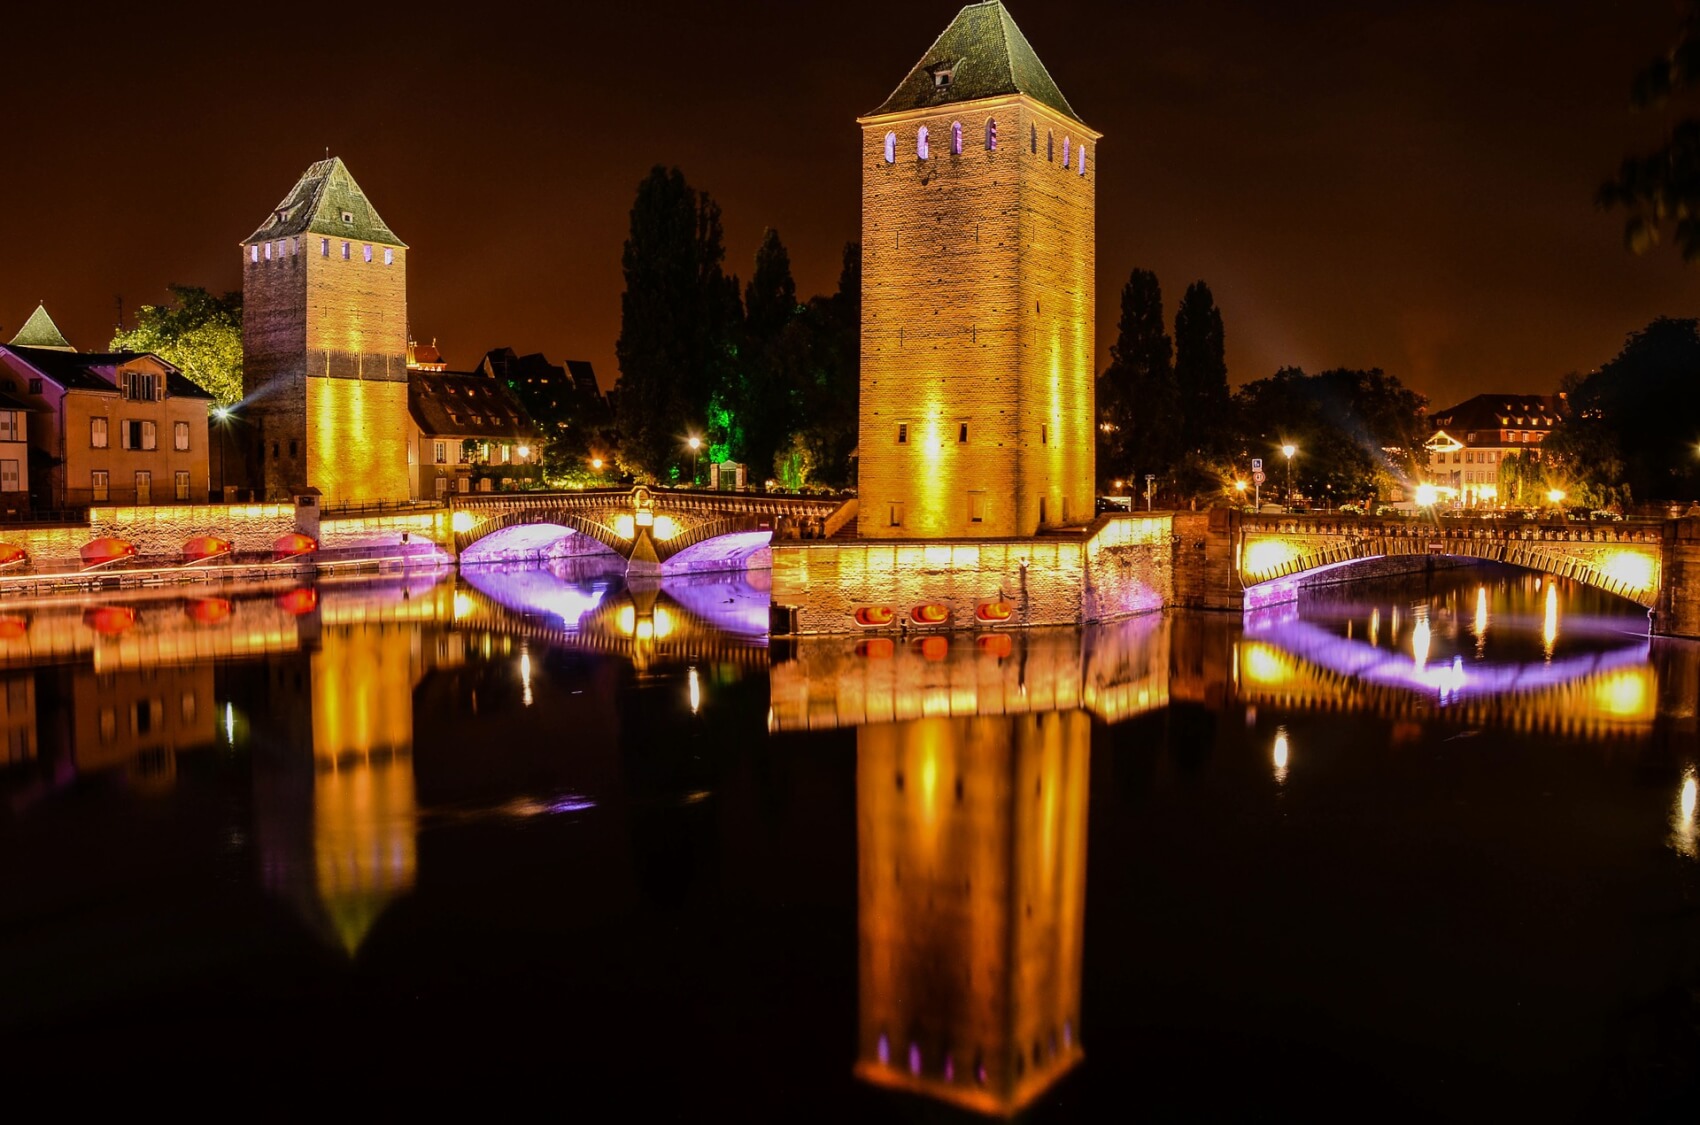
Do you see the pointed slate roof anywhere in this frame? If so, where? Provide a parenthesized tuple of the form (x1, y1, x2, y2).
(243, 156, 407, 248)
(8, 304, 73, 351)
(867, 1, 1080, 123)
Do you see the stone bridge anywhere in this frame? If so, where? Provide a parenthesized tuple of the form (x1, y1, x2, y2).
(1208, 512, 1692, 628)
(448, 487, 854, 575)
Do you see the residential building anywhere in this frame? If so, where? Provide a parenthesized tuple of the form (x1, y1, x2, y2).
(406, 367, 542, 499)
(1422, 393, 1562, 508)
(0, 343, 212, 508)
(476, 348, 609, 468)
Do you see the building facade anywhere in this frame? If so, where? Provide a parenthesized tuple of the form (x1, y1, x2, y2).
(241, 158, 411, 505)
(406, 367, 543, 499)
(857, 1, 1098, 538)
(1423, 393, 1561, 508)
(0, 344, 211, 509)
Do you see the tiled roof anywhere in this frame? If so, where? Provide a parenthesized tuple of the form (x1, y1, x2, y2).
(408, 370, 542, 440)
(1430, 393, 1562, 434)
(8, 304, 73, 351)
(867, 1, 1080, 123)
(2, 346, 212, 399)
(244, 157, 406, 248)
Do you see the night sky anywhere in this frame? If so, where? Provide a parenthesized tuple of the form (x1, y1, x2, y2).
(3, 1, 1692, 409)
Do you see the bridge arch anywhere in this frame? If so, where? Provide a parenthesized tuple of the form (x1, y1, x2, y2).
(455, 509, 630, 559)
(1238, 521, 1663, 609)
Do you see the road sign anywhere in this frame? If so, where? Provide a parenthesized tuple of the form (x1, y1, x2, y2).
(1251, 458, 1263, 471)
(1253, 471, 1266, 484)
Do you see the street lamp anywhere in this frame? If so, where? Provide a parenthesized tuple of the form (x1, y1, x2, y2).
(1234, 479, 1247, 508)
(1282, 443, 1296, 509)
(686, 436, 702, 486)
(212, 406, 231, 501)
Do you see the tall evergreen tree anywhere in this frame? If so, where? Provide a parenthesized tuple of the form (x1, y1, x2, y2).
(1173, 280, 1230, 457)
(728, 228, 802, 477)
(614, 166, 740, 482)
(1096, 268, 1178, 486)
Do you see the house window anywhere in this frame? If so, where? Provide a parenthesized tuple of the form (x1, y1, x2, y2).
(0, 412, 16, 441)
(951, 121, 962, 155)
(121, 420, 156, 450)
(173, 421, 190, 451)
(987, 119, 998, 150)
(134, 470, 151, 505)
(434, 440, 447, 464)
(884, 131, 896, 163)
(384, 247, 394, 266)
(363, 244, 373, 263)
(888, 502, 904, 527)
(958, 422, 969, 443)
(0, 461, 18, 492)
(918, 125, 930, 160)
(897, 422, 908, 444)
(174, 470, 190, 501)
(121, 371, 158, 401)
(27, 379, 41, 395)
(321, 238, 330, 257)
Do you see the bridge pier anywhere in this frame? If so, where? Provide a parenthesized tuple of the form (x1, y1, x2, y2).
(1654, 519, 1700, 639)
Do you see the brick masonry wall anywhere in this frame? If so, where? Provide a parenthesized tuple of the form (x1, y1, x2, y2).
(858, 97, 1097, 539)
(1657, 519, 1700, 637)
(242, 242, 308, 499)
(772, 516, 1169, 634)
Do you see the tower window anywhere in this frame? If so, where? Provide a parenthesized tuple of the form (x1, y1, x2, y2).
(958, 422, 969, 443)
(264, 242, 271, 261)
(987, 119, 998, 150)
(897, 422, 909, 444)
(1030, 124, 1037, 153)
(1041, 423, 1048, 445)
(320, 238, 330, 257)
(1062, 136, 1070, 166)
(249, 245, 258, 263)
(1047, 131, 1054, 160)
(917, 125, 930, 161)
(969, 493, 986, 523)
(384, 248, 394, 266)
(363, 244, 373, 263)
(341, 210, 354, 224)
(888, 502, 904, 528)
(884, 132, 896, 164)
(951, 121, 962, 155)
(931, 64, 954, 89)
(341, 242, 351, 260)
(1078, 144, 1087, 175)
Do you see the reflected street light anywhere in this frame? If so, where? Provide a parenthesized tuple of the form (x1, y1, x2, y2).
(1282, 443, 1297, 511)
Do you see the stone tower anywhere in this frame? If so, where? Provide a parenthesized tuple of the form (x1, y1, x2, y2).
(857, 1, 1098, 539)
(242, 158, 410, 504)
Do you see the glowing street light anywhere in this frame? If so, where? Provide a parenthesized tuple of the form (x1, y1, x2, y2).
(1547, 488, 1566, 505)
(686, 435, 702, 486)
(1234, 479, 1247, 506)
(1281, 443, 1297, 510)
(211, 405, 234, 499)
(1415, 483, 1439, 508)
(590, 457, 604, 471)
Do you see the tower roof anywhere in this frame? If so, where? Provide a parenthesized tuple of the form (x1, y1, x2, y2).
(244, 156, 407, 248)
(867, 1, 1081, 124)
(8, 304, 73, 351)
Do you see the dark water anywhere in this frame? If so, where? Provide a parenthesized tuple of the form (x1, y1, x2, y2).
(2, 562, 1697, 1120)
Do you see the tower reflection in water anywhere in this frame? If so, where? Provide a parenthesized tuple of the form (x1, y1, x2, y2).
(856, 712, 1089, 1114)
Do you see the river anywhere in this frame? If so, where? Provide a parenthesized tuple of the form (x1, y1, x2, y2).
(1, 561, 1696, 1119)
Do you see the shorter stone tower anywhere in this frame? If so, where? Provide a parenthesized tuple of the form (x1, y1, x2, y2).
(241, 158, 410, 503)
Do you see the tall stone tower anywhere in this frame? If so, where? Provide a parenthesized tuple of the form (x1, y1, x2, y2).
(242, 158, 410, 504)
(858, 1, 1098, 538)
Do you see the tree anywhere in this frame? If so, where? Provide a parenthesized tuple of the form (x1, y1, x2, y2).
(614, 166, 741, 482)
(1173, 281, 1230, 458)
(1097, 268, 1179, 488)
(1600, 3, 1700, 258)
(1546, 318, 1700, 502)
(109, 285, 242, 405)
(726, 228, 803, 478)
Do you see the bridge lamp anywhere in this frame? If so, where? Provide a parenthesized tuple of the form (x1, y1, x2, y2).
(1234, 480, 1247, 501)
(686, 436, 702, 486)
(1415, 483, 1439, 508)
(591, 457, 604, 471)
(516, 444, 530, 460)
(1281, 444, 1297, 510)
(1547, 488, 1566, 505)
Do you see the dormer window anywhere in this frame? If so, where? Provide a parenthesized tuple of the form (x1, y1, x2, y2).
(341, 210, 354, 224)
(930, 63, 954, 89)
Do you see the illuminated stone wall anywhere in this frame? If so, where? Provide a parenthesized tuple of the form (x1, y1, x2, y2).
(858, 97, 1097, 538)
(772, 515, 1170, 633)
(854, 710, 1088, 1114)
(244, 224, 409, 503)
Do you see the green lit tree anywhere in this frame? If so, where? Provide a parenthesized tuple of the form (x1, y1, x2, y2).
(109, 285, 242, 406)
(1097, 268, 1178, 489)
(614, 166, 741, 483)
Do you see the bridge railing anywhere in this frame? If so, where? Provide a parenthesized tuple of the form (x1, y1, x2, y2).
(1239, 513, 1667, 545)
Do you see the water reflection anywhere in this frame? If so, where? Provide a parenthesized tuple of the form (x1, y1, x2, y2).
(855, 711, 1088, 1114)
(1673, 766, 1699, 860)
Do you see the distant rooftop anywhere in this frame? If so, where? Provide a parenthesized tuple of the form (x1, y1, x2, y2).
(244, 156, 406, 248)
(1430, 393, 1562, 434)
(8, 304, 73, 351)
(867, 1, 1081, 124)
(3, 346, 213, 399)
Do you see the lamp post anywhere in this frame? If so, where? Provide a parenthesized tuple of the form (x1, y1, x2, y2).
(1144, 473, 1155, 512)
(212, 406, 231, 501)
(687, 436, 702, 487)
(1235, 479, 1247, 509)
(1282, 443, 1297, 511)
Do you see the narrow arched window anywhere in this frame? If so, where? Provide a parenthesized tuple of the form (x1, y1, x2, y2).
(1078, 144, 1087, 176)
(1047, 131, 1054, 161)
(951, 121, 963, 155)
(986, 119, 998, 150)
(1062, 137, 1070, 166)
(917, 125, 930, 160)
(1030, 124, 1037, 153)
(884, 132, 896, 163)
